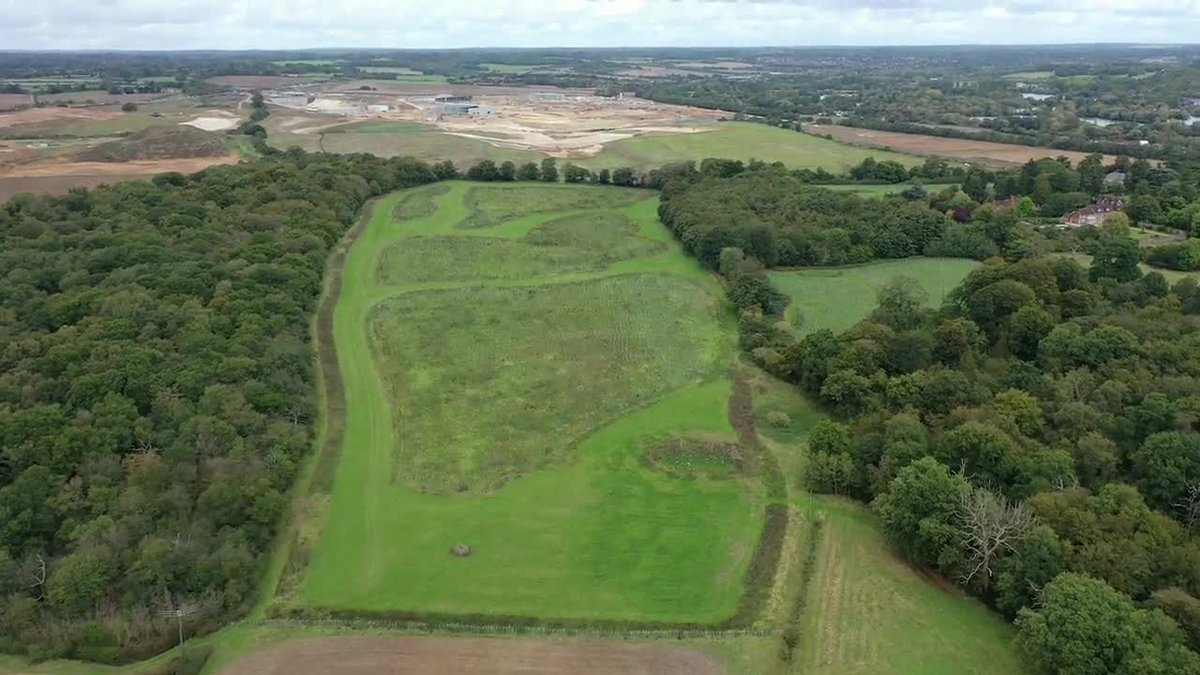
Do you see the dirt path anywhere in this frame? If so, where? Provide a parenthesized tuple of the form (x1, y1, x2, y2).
(218, 636, 723, 675)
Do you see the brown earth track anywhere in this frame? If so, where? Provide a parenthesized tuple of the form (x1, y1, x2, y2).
(218, 636, 723, 675)
(809, 124, 1118, 166)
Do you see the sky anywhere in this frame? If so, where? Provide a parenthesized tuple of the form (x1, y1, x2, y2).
(3, 0, 1200, 50)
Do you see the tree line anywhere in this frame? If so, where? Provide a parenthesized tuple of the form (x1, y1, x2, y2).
(0, 150, 448, 663)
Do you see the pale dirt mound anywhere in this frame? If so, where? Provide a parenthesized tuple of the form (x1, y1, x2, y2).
(182, 113, 241, 131)
(76, 125, 230, 162)
(218, 636, 723, 675)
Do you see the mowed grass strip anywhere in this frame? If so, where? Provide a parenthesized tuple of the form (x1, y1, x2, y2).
(369, 274, 724, 492)
(794, 497, 1022, 675)
(376, 213, 664, 284)
(457, 184, 647, 229)
(769, 258, 981, 335)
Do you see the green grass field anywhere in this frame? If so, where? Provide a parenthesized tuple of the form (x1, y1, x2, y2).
(481, 63, 543, 73)
(824, 183, 905, 196)
(295, 181, 762, 622)
(770, 258, 981, 335)
(583, 122, 921, 172)
(1056, 252, 1199, 285)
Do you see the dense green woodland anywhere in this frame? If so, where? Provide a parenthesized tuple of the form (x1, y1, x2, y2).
(0, 151, 449, 662)
(657, 155, 1200, 673)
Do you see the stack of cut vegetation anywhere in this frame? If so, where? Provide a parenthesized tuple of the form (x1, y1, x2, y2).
(76, 125, 229, 162)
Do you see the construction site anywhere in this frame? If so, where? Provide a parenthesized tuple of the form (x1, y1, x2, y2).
(263, 85, 725, 158)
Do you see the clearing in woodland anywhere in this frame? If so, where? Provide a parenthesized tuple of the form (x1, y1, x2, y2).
(285, 181, 768, 623)
(769, 258, 981, 336)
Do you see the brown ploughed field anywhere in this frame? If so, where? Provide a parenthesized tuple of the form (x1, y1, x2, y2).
(218, 636, 723, 675)
(809, 124, 1118, 166)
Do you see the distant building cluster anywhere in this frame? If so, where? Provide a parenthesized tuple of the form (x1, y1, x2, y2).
(432, 94, 495, 118)
(1063, 197, 1126, 226)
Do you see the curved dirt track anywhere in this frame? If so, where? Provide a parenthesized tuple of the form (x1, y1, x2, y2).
(219, 636, 723, 675)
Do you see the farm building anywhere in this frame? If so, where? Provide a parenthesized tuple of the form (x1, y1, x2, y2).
(467, 104, 495, 118)
(366, 103, 391, 113)
(439, 102, 474, 116)
(1063, 197, 1126, 226)
(434, 94, 472, 104)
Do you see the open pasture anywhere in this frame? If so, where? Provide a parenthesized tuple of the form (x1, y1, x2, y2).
(457, 183, 647, 229)
(376, 213, 664, 283)
(770, 258, 981, 335)
(369, 275, 723, 492)
(294, 182, 764, 623)
(584, 122, 921, 172)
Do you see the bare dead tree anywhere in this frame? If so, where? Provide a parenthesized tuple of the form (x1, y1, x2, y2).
(958, 487, 1035, 590)
(1174, 480, 1200, 533)
(285, 405, 304, 426)
(25, 554, 46, 600)
(160, 589, 198, 654)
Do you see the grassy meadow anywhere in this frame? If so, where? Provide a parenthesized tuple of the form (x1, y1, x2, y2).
(581, 122, 922, 172)
(770, 258, 981, 335)
(294, 181, 764, 622)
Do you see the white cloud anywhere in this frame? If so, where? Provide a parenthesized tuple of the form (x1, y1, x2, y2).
(1, 0, 1199, 49)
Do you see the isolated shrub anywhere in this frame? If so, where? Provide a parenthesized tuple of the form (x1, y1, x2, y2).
(767, 411, 791, 428)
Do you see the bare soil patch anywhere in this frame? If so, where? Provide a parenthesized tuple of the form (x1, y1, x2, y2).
(0, 93, 32, 111)
(0, 174, 141, 201)
(426, 95, 721, 158)
(3, 154, 237, 177)
(35, 91, 162, 105)
(809, 124, 1118, 166)
(207, 75, 323, 88)
(0, 154, 238, 201)
(218, 636, 723, 675)
(0, 106, 121, 128)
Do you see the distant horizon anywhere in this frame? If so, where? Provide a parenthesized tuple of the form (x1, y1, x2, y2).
(5, 0, 1200, 51)
(3, 42, 1200, 54)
